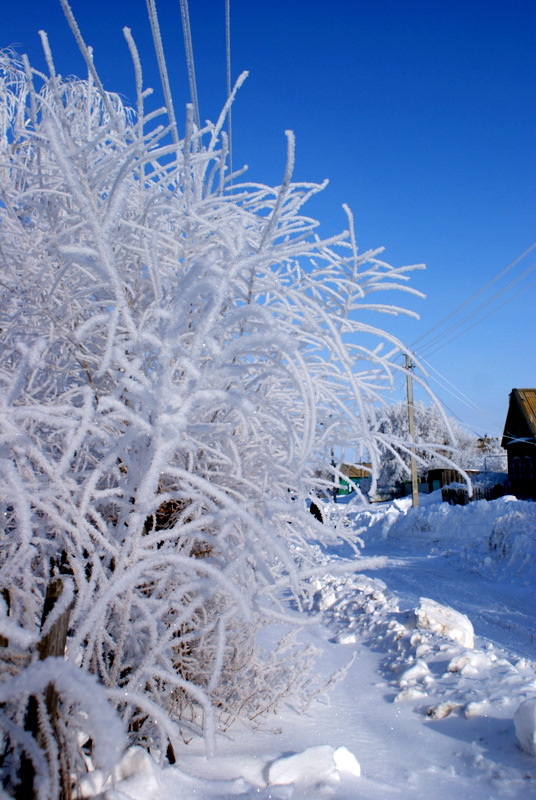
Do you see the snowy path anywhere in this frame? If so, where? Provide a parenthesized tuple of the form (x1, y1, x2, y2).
(93, 496, 536, 799)
(128, 618, 535, 800)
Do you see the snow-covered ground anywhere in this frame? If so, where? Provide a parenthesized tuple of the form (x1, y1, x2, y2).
(86, 493, 536, 799)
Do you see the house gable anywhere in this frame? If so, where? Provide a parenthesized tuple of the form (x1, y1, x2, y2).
(501, 388, 536, 500)
(501, 388, 536, 448)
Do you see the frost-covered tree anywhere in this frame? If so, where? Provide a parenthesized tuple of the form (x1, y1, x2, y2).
(0, 10, 436, 780)
(375, 400, 505, 485)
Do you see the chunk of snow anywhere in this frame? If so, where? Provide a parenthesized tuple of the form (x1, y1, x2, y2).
(79, 770, 106, 798)
(399, 659, 431, 687)
(336, 631, 357, 644)
(79, 747, 158, 799)
(465, 699, 493, 719)
(333, 746, 361, 777)
(427, 701, 460, 719)
(415, 597, 474, 648)
(114, 746, 156, 782)
(514, 698, 536, 757)
(268, 745, 338, 786)
(318, 588, 337, 610)
(447, 650, 495, 674)
(395, 687, 426, 703)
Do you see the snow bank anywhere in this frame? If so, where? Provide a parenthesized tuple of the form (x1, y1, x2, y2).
(83, 743, 361, 798)
(352, 495, 536, 582)
(316, 568, 536, 727)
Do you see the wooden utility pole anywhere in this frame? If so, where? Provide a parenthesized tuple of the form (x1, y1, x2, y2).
(405, 354, 419, 508)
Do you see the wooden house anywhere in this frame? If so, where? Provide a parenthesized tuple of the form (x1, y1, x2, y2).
(501, 388, 536, 500)
(427, 468, 470, 493)
(338, 463, 371, 495)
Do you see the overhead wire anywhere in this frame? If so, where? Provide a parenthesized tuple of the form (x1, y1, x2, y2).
(396, 242, 536, 430)
(418, 256, 536, 358)
(466, 272, 536, 330)
(411, 240, 536, 353)
(387, 245, 531, 431)
(403, 387, 486, 438)
(389, 350, 501, 434)
(417, 355, 504, 432)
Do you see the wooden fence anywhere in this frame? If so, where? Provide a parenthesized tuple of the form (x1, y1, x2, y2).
(441, 483, 506, 506)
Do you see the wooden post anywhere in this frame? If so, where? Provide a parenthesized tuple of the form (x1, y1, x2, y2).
(38, 577, 73, 661)
(405, 355, 419, 509)
(331, 446, 338, 503)
(0, 588, 10, 648)
(17, 577, 74, 800)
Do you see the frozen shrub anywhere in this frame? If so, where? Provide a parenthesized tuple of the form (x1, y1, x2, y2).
(0, 17, 428, 760)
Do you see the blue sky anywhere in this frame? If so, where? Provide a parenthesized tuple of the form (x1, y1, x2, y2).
(4, 0, 535, 438)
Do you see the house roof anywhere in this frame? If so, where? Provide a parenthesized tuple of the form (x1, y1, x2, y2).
(340, 463, 371, 479)
(501, 388, 536, 447)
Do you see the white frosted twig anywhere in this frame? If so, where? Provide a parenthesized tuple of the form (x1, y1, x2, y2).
(58, 0, 116, 120)
(146, 0, 179, 144)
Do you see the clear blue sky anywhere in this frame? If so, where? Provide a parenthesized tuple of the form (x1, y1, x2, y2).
(4, 0, 535, 438)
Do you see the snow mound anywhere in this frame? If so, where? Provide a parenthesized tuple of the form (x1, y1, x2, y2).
(415, 597, 474, 648)
(514, 698, 536, 757)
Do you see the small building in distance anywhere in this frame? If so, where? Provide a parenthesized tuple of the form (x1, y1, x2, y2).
(427, 468, 478, 494)
(338, 463, 371, 495)
(501, 388, 536, 500)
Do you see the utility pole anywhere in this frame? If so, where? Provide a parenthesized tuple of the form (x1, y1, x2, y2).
(331, 445, 338, 503)
(405, 354, 419, 508)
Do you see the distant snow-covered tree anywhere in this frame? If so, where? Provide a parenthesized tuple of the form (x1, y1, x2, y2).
(375, 400, 505, 486)
(0, 16, 437, 779)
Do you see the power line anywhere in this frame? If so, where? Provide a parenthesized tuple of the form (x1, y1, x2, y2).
(419, 257, 536, 358)
(411, 240, 536, 352)
(417, 355, 504, 432)
(389, 341, 505, 435)
(388, 245, 536, 437)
